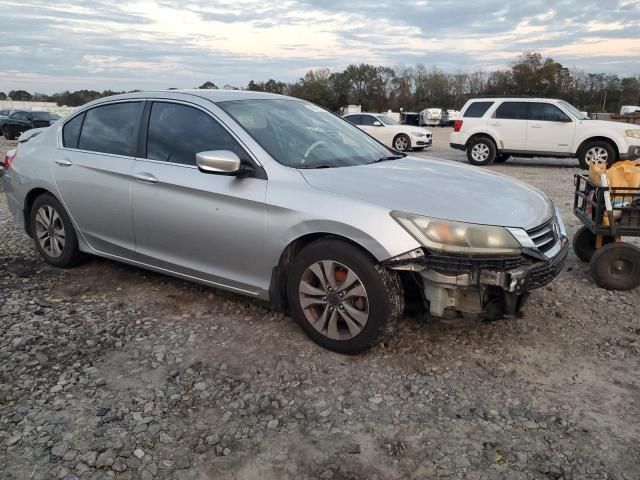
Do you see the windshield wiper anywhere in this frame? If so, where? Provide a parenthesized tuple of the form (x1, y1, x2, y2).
(373, 154, 405, 163)
(297, 165, 336, 169)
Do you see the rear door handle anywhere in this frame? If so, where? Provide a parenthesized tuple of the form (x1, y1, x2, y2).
(133, 172, 158, 184)
(530, 124, 542, 128)
(490, 122, 501, 126)
(54, 159, 72, 167)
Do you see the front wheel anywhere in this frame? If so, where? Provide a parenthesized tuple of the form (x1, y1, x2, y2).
(287, 239, 404, 354)
(466, 137, 496, 166)
(30, 193, 85, 268)
(393, 134, 411, 152)
(572, 226, 613, 262)
(590, 242, 640, 290)
(579, 141, 616, 170)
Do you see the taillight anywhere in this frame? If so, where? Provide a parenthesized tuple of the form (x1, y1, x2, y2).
(453, 120, 463, 132)
(4, 148, 17, 170)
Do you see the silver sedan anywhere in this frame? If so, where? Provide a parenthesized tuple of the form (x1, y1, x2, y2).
(2, 90, 568, 353)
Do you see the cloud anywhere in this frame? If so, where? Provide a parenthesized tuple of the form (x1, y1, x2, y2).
(0, 0, 638, 93)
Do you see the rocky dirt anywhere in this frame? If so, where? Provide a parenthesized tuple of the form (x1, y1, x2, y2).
(1, 130, 639, 480)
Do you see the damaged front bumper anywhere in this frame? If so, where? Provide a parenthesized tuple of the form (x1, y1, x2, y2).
(383, 237, 568, 319)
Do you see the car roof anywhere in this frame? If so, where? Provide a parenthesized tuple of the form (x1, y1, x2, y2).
(85, 89, 294, 108)
(468, 97, 561, 103)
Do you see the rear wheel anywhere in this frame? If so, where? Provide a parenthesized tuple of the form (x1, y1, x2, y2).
(579, 141, 616, 170)
(30, 193, 85, 268)
(466, 137, 496, 166)
(393, 134, 411, 152)
(4, 126, 15, 140)
(590, 242, 640, 290)
(287, 239, 404, 354)
(572, 226, 613, 262)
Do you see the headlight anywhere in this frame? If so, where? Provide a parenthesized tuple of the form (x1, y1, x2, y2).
(625, 129, 640, 139)
(391, 211, 522, 255)
(411, 132, 426, 137)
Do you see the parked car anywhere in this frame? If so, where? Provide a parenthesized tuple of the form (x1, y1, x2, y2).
(2, 111, 61, 140)
(0, 109, 24, 131)
(3, 90, 567, 353)
(450, 97, 640, 168)
(343, 112, 432, 151)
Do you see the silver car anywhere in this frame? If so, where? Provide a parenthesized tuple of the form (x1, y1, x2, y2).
(3, 90, 568, 353)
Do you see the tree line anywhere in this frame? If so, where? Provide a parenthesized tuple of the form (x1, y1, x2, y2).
(2, 53, 639, 114)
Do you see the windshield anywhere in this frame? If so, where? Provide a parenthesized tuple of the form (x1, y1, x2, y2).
(218, 99, 394, 168)
(559, 101, 588, 120)
(376, 115, 400, 125)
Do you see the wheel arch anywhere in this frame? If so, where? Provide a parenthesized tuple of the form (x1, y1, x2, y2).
(23, 187, 56, 237)
(466, 132, 499, 149)
(268, 232, 383, 311)
(577, 136, 620, 159)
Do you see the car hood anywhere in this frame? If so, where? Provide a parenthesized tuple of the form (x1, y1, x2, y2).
(299, 156, 554, 230)
(584, 119, 640, 132)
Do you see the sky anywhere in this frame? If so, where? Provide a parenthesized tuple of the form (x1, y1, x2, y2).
(1, 0, 639, 94)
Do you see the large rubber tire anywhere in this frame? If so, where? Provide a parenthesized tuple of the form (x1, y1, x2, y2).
(393, 134, 411, 152)
(572, 226, 613, 263)
(286, 239, 404, 354)
(466, 137, 496, 166)
(494, 154, 511, 163)
(30, 193, 85, 268)
(4, 126, 15, 140)
(589, 242, 640, 290)
(578, 141, 616, 170)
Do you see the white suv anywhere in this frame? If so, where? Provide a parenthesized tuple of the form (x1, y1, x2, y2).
(450, 98, 640, 168)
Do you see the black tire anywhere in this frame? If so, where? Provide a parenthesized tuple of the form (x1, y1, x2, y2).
(286, 239, 404, 354)
(589, 242, 640, 290)
(466, 137, 496, 166)
(494, 154, 511, 163)
(393, 134, 411, 152)
(4, 126, 15, 140)
(30, 193, 85, 268)
(572, 226, 614, 263)
(578, 141, 616, 170)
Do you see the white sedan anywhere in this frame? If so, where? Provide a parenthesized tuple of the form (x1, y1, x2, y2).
(343, 113, 432, 152)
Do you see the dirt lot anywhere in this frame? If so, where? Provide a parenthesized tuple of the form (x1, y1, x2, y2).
(1, 129, 639, 480)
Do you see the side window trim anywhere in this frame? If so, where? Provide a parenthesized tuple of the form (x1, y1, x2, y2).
(59, 100, 145, 158)
(139, 99, 267, 179)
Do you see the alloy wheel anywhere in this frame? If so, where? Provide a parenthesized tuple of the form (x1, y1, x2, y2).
(298, 260, 369, 340)
(394, 136, 409, 151)
(585, 147, 608, 166)
(471, 143, 490, 162)
(35, 205, 66, 258)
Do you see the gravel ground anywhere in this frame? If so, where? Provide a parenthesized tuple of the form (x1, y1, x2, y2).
(1, 130, 639, 480)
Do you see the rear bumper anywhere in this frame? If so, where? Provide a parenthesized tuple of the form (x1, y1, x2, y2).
(619, 145, 640, 160)
(449, 142, 466, 151)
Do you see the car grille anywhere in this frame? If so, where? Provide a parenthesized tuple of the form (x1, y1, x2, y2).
(527, 242, 568, 289)
(527, 217, 559, 254)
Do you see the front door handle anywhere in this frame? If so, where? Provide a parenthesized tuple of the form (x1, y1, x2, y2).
(54, 159, 73, 167)
(133, 172, 158, 184)
(530, 124, 542, 128)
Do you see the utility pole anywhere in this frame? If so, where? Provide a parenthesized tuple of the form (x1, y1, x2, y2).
(602, 90, 607, 112)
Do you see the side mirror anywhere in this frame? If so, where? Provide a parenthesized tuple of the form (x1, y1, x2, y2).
(373, 121, 383, 126)
(196, 150, 242, 175)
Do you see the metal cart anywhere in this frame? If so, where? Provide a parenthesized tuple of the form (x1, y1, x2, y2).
(573, 173, 640, 290)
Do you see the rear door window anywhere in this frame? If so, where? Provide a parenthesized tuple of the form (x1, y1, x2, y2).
(463, 102, 494, 118)
(360, 115, 376, 126)
(495, 102, 530, 120)
(62, 113, 85, 149)
(78, 102, 143, 156)
(530, 103, 571, 122)
(146, 102, 248, 166)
